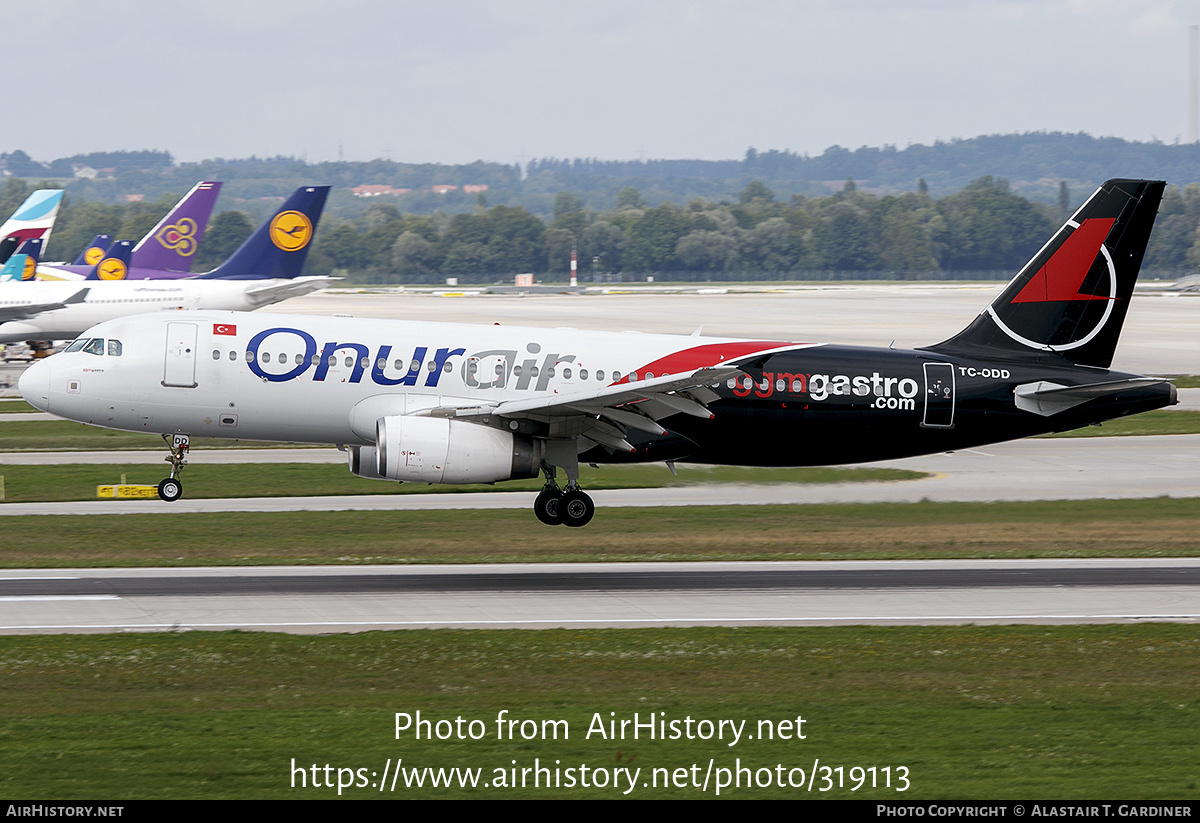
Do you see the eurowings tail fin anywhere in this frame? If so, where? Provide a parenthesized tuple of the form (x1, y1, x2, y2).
(0, 189, 64, 249)
(197, 186, 329, 280)
(924, 179, 1165, 369)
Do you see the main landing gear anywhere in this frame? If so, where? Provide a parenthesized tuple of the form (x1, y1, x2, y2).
(157, 433, 189, 502)
(534, 459, 595, 527)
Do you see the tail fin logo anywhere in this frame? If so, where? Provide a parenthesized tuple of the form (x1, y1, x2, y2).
(83, 246, 105, 266)
(21, 257, 35, 281)
(989, 217, 1118, 352)
(97, 258, 128, 281)
(269, 211, 313, 252)
(154, 218, 200, 257)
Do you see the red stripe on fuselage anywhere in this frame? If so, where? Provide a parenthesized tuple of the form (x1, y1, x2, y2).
(1011, 217, 1115, 304)
(612, 341, 795, 384)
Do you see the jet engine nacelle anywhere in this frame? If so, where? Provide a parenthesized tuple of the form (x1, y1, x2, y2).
(346, 445, 386, 480)
(375, 415, 538, 484)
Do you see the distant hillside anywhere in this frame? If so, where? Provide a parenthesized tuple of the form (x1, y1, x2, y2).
(4, 131, 1200, 222)
(527, 133, 1200, 207)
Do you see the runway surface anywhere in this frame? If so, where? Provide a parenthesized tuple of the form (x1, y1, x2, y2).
(1, 287, 1196, 635)
(2, 434, 1198, 516)
(0, 559, 1195, 634)
(264, 285, 1200, 376)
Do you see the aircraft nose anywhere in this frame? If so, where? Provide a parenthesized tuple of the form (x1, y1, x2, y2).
(18, 359, 51, 412)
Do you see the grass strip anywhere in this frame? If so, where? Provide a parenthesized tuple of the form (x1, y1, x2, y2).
(1, 498, 1197, 567)
(0, 463, 922, 503)
(1042, 410, 1200, 437)
(0, 420, 312, 450)
(5, 407, 1200, 453)
(0, 626, 1194, 798)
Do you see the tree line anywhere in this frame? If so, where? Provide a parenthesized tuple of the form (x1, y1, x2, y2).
(4, 175, 1197, 282)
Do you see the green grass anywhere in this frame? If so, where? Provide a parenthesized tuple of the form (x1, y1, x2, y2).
(0, 626, 1194, 798)
(3, 498, 1198, 567)
(0, 462, 923, 503)
(0, 420, 314, 450)
(0, 400, 37, 414)
(1165, 375, 1200, 388)
(1042, 410, 1200, 437)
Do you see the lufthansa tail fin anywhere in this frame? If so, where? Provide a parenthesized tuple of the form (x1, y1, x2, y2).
(83, 240, 134, 281)
(925, 179, 1165, 369)
(0, 238, 42, 281)
(72, 235, 113, 266)
(130, 181, 221, 272)
(197, 186, 329, 280)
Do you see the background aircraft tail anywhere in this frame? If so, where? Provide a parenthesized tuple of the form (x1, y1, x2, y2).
(72, 235, 113, 266)
(0, 238, 43, 281)
(0, 236, 19, 266)
(83, 240, 134, 281)
(197, 186, 329, 280)
(0, 190, 64, 249)
(130, 181, 221, 272)
(925, 178, 1165, 369)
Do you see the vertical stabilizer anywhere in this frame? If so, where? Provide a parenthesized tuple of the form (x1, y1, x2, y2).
(925, 179, 1165, 369)
(72, 235, 114, 266)
(0, 190, 64, 249)
(198, 186, 329, 280)
(84, 240, 134, 281)
(0, 238, 42, 281)
(130, 181, 222, 272)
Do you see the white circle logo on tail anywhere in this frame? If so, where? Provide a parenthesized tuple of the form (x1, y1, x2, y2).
(989, 218, 1117, 352)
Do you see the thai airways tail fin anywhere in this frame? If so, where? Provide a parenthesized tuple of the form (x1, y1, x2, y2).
(72, 235, 113, 266)
(197, 186, 329, 280)
(0, 189, 64, 249)
(0, 238, 42, 281)
(130, 181, 221, 272)
(925, 179, 1165, 369)
(83, 240, 134, 281)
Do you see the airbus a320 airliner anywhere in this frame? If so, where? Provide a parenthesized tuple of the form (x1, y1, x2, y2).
(20, 179, 1175, 527)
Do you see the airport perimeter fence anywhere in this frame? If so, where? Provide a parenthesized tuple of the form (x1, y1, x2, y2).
(339, 269, 1196, 287)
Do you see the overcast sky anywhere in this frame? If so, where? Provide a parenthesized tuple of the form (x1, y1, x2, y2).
(10, 0, 1200, 166)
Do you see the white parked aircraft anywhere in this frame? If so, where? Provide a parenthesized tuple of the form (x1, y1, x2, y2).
(19, 180, 1176, 527)
(0, 186, 333, 343)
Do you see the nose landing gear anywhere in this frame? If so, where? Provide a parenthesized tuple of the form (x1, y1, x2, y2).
(157, 433, 189, 502)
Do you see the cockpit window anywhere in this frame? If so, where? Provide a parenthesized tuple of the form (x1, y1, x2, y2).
(107, 339, 122, 357)
(82, 338, 105, 356)
(64, 339, 87, 353)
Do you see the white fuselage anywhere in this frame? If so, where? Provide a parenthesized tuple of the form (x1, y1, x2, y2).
(19, 309, 796, 446)
(0, 279, 329, 343)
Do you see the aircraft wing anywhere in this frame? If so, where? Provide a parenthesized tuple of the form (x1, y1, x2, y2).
(442, 362, 761, 453)
(0, 288, 88, 323)
(243, 276, 340, 307)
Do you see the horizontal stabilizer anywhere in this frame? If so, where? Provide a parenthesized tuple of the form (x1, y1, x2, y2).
(1013, 377, 1172, 416)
